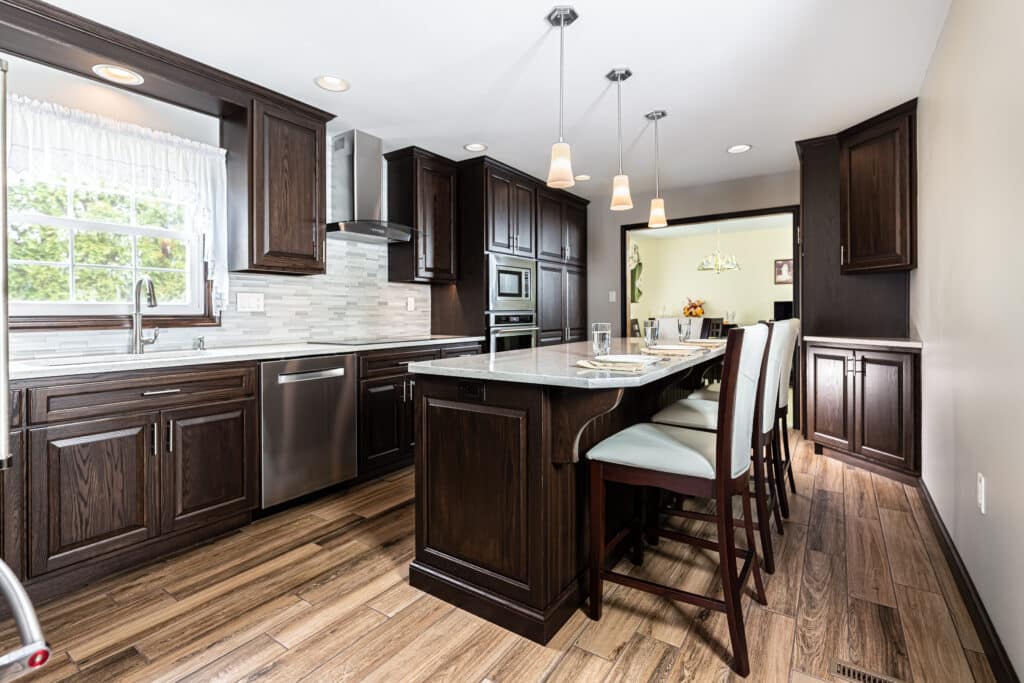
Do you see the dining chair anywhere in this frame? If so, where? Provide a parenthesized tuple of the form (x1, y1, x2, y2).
(585, 325, 770, 677)
(701, 317, 724, 339)
(649, 321, 791, 571)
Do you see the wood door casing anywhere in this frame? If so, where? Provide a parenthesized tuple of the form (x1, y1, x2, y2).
(854, 350, 914, 469)
(806, 345, 855, 451)
(160, 400, 257, 534)
(486, 168, 514, 254)
(28, 414, 159, 576)
(359, 376, 407, 474)
(537, 261, 566, 346)
(416, 157, 457, 281)
(251, 99, 325, 273)
(537, 190, 565, 262)
(839, 107, 915, 273)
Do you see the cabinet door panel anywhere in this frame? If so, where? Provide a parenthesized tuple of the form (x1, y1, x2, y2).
(2, 432, 25, 578)
(538, 262, 566, 346)
(486, 169, 514, 254)
(840, 111, 914, 272)
(563, 201, 587, 267)
(806, 346, 855, 451)
(511, 178, 536, 257)
(359, 377, 407, 474)
(29, 414, 158, 576)
(565, 266, 587, 343)
(417, 158, 457, 281)
(252, 100, 325, 273)
(161, 400, 257, 534)
(537, 191, 565, 262)
(854, 351, 914, 469)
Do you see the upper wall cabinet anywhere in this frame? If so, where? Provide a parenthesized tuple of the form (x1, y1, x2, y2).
(537, 188, 587, 266)
(385, 147, 458, 283)
(838, 100, 916, 273)
(229, 100, 328, 275)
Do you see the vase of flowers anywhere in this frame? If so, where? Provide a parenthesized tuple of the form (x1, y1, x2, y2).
(683, 298, 705, 317)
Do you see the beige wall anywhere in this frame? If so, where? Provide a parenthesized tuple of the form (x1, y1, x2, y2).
(913, 0, 1023, 670)
(587, 171, 799, 334)
(629, 226, 793, 325)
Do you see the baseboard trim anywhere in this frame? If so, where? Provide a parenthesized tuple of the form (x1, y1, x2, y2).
(918, 481, 1019, 683)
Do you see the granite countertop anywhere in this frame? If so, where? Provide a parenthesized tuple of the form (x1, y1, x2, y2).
(9, 335, 485, 381)
(408, 338, 726, 389)
(802, 335, 923, 350)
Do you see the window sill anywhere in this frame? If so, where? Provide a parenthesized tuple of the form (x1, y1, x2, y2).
(9, 313, 221, 332)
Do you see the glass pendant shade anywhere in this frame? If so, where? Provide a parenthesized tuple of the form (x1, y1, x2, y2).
(547, 142, 575, 188)
(648, 197, 667, 227)
(610, 174, 633, 211)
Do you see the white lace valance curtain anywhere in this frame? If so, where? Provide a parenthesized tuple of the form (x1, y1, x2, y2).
(5, 93, 229, 312)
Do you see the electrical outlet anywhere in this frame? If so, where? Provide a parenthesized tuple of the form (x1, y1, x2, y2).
(608, 290, 617, 303)
(236, 292, 264, 313)
(977, 473, 986, 514)
(406, 297, 416, 312)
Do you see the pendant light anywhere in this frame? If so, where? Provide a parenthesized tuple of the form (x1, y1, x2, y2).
(546, 6, 578, 189)
(607, 68, 633, 211)
(645, 110, 667, 227)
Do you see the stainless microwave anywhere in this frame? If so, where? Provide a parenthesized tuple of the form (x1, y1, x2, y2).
(488, 254, 536, 312)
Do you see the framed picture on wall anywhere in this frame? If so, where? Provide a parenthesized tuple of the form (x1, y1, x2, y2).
(774, 258, 794, 285)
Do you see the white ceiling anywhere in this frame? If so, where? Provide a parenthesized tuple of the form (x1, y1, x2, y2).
(47, 0, 950, 201)
(632, 213, 794, 241)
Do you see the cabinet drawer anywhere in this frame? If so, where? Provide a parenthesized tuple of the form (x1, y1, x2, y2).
(28, 365, 257, 425)
(440, 344, 482, 358)
(359, 348, 440, 378)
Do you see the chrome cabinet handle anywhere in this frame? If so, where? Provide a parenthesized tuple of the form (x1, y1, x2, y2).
(277, 367, 346, 384)
(151, 422, 158, 457)
(401, 380, 407, 403)
(840, 244, 846, 266)
(167, 419, 174, 453)
(142, 388, 181, 396)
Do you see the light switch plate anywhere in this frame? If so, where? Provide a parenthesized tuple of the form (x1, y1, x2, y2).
(237, 291, 264, 313)
(608, 290, 617, 303)
(406, 297, 416, 312)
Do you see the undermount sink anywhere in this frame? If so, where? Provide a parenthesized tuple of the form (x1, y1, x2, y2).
(23, 349, 208, 367)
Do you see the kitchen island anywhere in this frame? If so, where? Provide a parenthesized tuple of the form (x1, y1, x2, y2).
(407, 338, 725, 642)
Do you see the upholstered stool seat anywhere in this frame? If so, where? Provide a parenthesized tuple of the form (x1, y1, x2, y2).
(650, 398, 720, 431)
(688, 382, 721, 400)
(586, 423, 723, 479)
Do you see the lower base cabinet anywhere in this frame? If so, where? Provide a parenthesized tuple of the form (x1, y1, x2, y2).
(806, 341, 919, 474)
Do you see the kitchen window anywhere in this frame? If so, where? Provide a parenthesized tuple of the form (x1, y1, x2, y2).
(5, 94, 228, 326)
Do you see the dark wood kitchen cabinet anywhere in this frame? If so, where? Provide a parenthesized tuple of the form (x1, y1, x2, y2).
(2, 432, 25, 578)
(226, 99, 329, 275)
(538, 190, 587, 266)
(386, 147, 458, 283)
(538, 262, 587, 346)
(480, 164, 536, 257)
(28, 413, 160, 577)
(839, 100, 916, 273)
(359, 376, 407, 475)
(160, 399, 258, 534)
(806, 340, 919, 475)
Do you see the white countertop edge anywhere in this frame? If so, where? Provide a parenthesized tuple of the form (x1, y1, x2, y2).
(803, 335, 923, 349)
(10, 336, 485, 381)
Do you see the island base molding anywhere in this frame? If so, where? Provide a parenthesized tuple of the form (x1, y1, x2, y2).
(412, 362, 712, 643)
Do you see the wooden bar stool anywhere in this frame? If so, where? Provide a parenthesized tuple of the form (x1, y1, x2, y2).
(585, 325, 770, 677)
(649, 322, 788, 572)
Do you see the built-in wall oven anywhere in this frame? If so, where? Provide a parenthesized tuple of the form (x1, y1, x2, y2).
(488, 254, 536, 312)
(488, 312, 538, 352)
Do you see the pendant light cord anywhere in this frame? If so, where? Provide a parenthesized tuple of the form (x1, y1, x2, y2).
(616, 78, 623, 174)
(558, 14, 565, 143)
(653, 116, 660, 197)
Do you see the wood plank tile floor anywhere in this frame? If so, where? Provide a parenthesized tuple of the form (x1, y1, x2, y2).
(3, 433, 998, 682)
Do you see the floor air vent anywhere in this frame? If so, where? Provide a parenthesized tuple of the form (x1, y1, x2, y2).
(831, 660, 903, 683)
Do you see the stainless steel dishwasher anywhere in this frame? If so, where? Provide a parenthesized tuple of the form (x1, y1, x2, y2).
(260, 354, 357, 508)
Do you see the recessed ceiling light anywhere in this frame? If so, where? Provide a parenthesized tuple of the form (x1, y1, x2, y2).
(727, 144, 752, 154)
(463, 143, 487, 152)
(574, 174, 591, 181)
(315, 75, 350, 92)
(91, 64, 144, 86)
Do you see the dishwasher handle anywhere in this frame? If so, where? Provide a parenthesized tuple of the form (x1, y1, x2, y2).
(276, 367, 347, 385)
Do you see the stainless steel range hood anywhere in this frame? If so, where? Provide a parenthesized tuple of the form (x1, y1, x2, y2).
(327, 130, 413, 243)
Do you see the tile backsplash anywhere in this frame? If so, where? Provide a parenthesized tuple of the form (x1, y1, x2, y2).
(10, 240, 432, 359)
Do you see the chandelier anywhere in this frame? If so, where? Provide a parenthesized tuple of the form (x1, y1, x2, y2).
(697, 225, 740, 274)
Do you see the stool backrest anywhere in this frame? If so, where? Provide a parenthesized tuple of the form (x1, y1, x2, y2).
(716, 324, 770, 479)
(760, 320, 792, 435)
(701, 317, 724, 339)
(776, 318, 801, 409)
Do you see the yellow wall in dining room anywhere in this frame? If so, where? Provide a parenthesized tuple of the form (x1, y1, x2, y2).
(628, 226, 793, 326)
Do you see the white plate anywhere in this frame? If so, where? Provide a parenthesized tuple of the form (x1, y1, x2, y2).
(594, 354, 660, 365)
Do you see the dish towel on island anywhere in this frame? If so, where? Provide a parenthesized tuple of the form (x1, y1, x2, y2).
(576, 359, 647, 373)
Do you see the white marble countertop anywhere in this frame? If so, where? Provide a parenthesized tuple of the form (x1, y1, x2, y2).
(10, 335, 485, 381)
(408, 338, 726, 389)
(803, 335, 923, 350)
